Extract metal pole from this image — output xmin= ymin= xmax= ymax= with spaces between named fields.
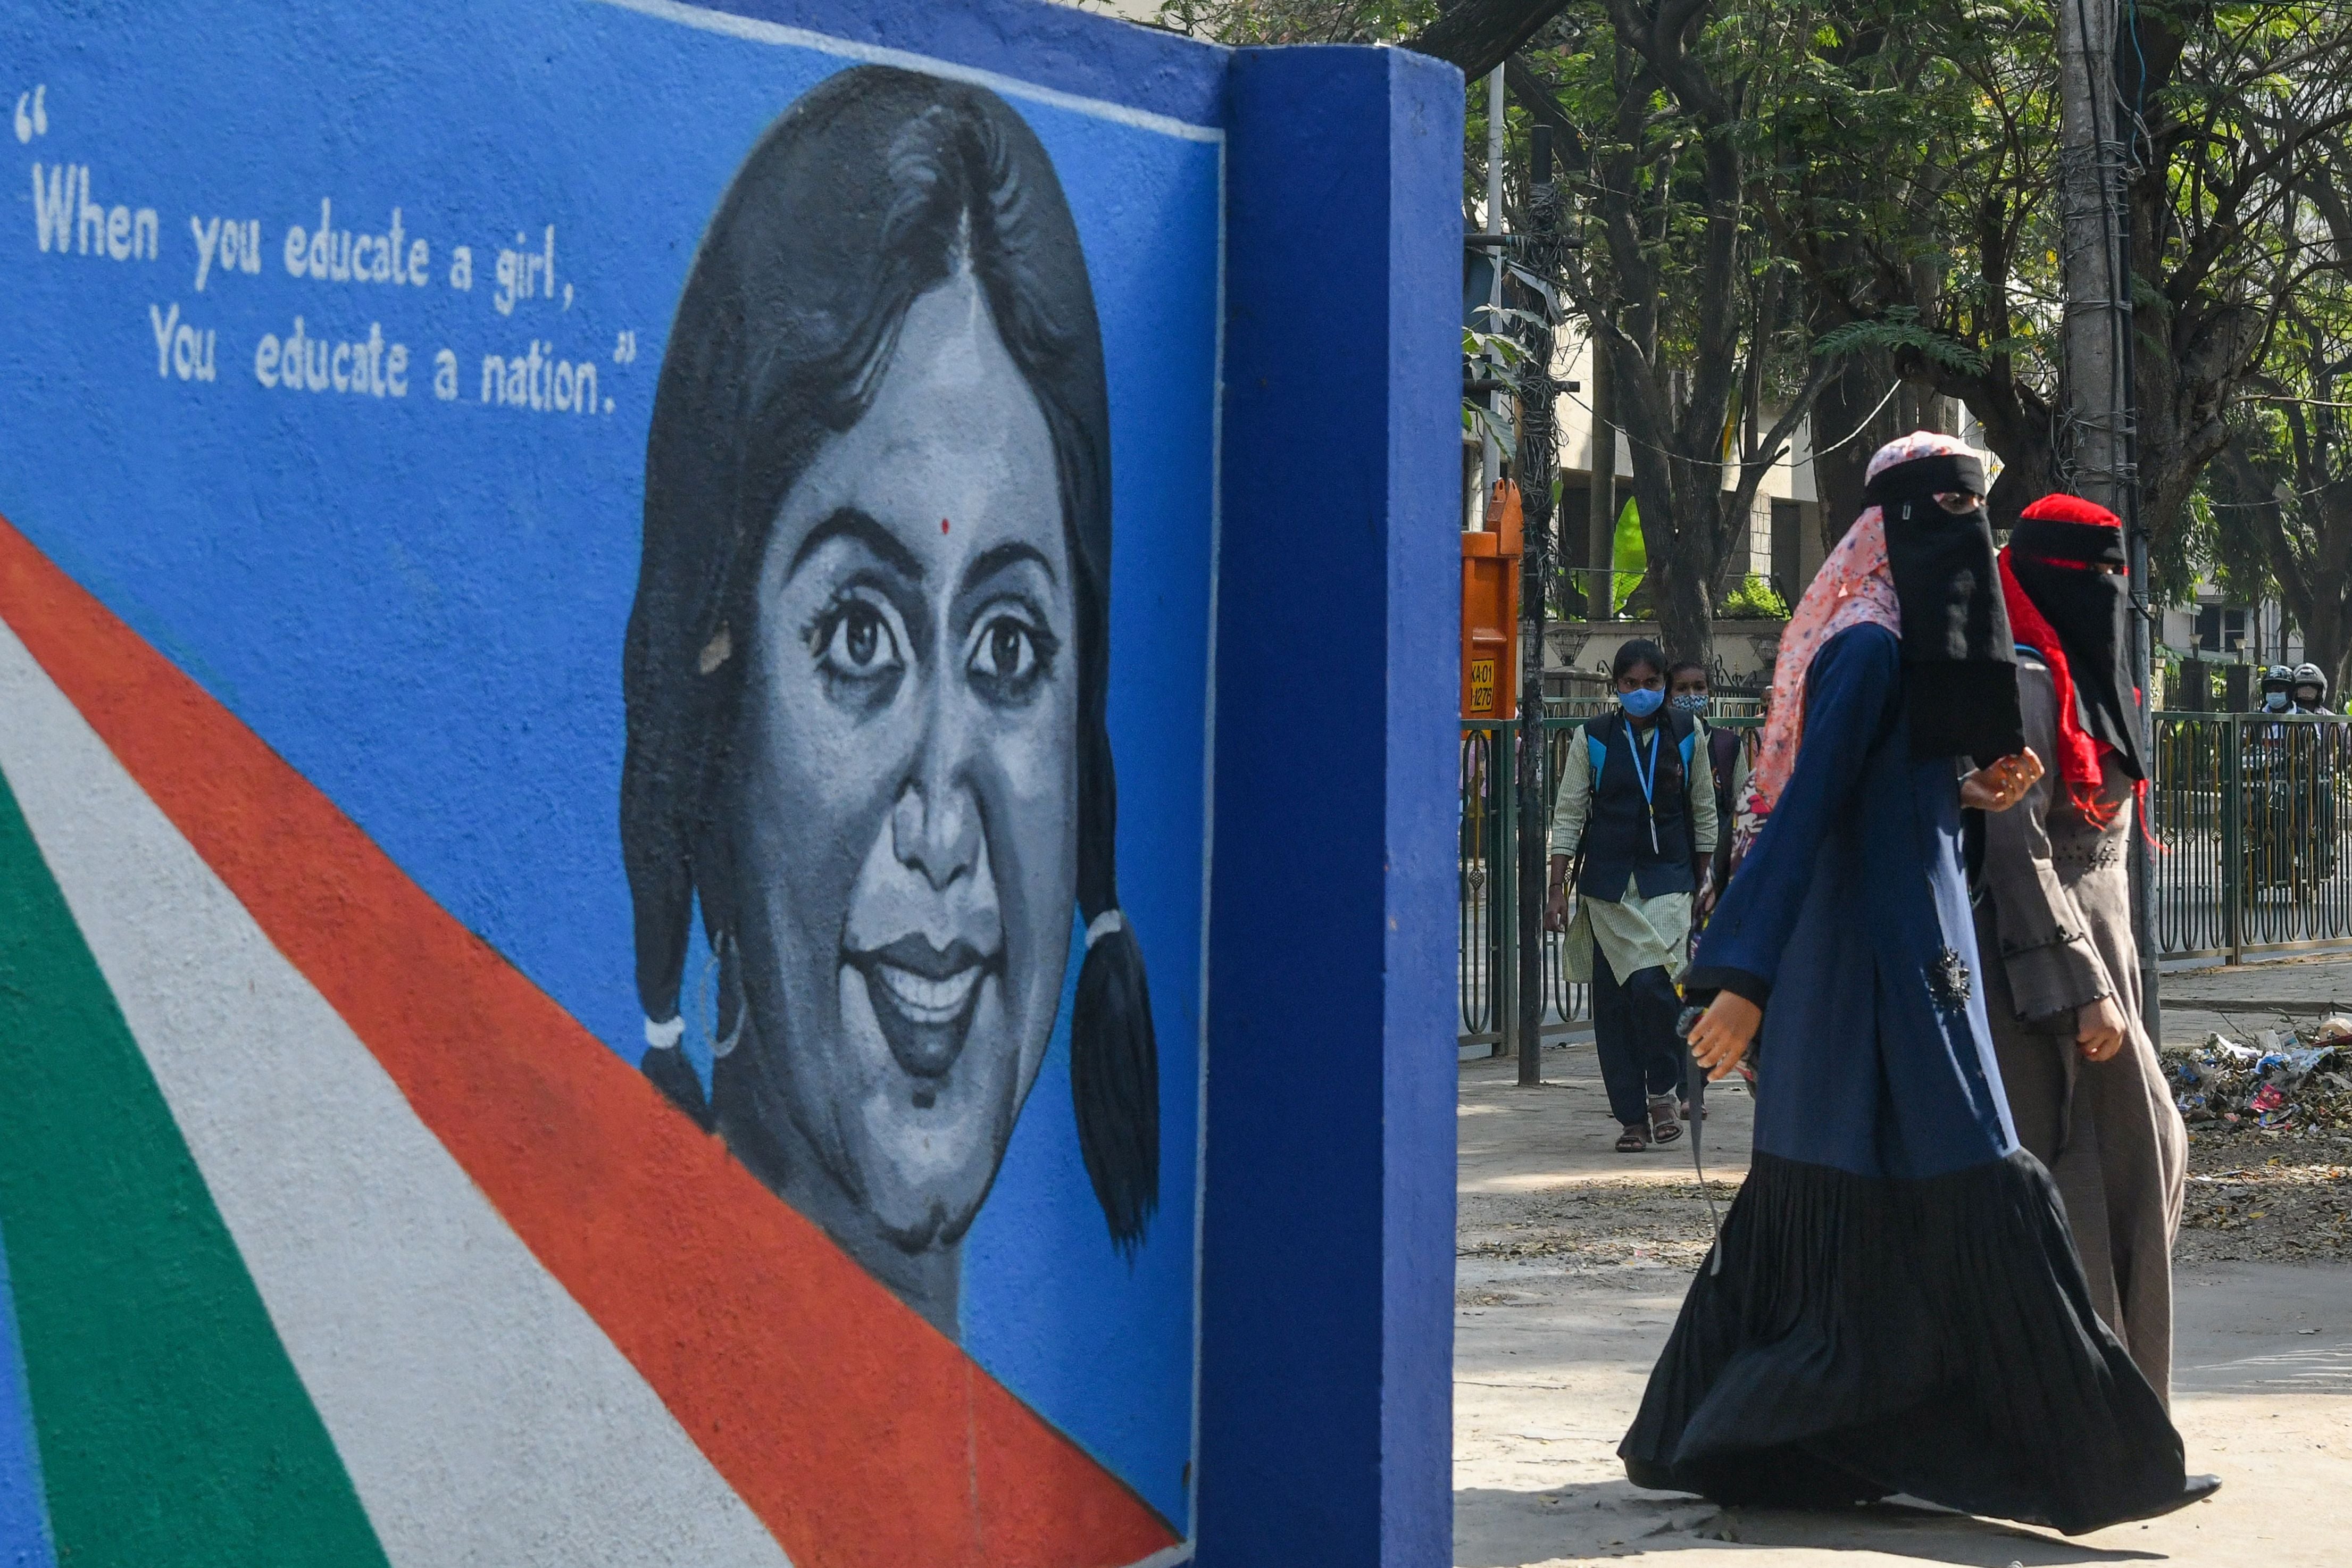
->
xmin=1587 ymin=320 xmax=1614 ymax=622
xmin=1515 ymin=124 xmax=1559 ymax=1088
xmin=2055 ymin=0 xmax=2125 ymax=505
xmin=2113 ymin=12 xmax=2162 ymax=1040
xmin=1481 ymin=67 xmax=1505 ymax=514
xmin=1494 ymin=729 xmax=1518 ymax=1054
xmin=2225 ymin=714 xmax=2243 ymax=965
xmin=2059 ymin=0 xmax=2162 ymax=1035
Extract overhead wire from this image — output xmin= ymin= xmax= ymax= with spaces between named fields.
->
xmin=1553 ymin=369 xmax=1907 ymax=469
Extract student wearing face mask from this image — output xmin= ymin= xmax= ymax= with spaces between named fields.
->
xmin=1669 ymin=661 xmax=1747 ymax=924
xmin=1544 ymin=640 xmax=1718 ymax=1152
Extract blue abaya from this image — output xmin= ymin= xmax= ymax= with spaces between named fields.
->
xmin=1619 ymin=624 xmax=2189 ymax=1534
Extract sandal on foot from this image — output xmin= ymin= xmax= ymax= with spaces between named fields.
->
xmin=1647 ymin=1096 xmax=1683 ymax=1145
xmin=1614 ymin=1124 xmax=1648 ymax=1153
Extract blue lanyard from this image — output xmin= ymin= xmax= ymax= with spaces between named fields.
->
xmin=1624 ymin=721 xmax=1663 ymax=854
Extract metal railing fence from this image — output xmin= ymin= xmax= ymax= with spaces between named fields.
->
xmin=2150 ymin=713 xmax=2352 ymax=964
xmin=1462 ymin=709 xmax=2352 ymax=1052
xmin=1458 ymin=708 xmax=1763 ymax=1053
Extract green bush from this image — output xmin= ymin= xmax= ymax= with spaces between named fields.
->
xmin=1719 ymin=574 xmax=1789 ymax=620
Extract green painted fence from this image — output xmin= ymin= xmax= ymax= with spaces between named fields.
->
xmin=1459 ymin=708 xmax=2352 ymax=1052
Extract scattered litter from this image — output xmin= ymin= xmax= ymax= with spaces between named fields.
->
xmin=2165 ymin=1027 xmax=2352 ymax=1131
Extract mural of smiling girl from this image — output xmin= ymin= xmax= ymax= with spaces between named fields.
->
xmin=0 ymin=0 xmax=1462 ymax=1555
xmin=621 ymin=68 xmax=1157 ymax=1335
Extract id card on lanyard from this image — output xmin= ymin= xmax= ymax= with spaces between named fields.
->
xmin=1626 ymin=721 xmax=1663 ymax=855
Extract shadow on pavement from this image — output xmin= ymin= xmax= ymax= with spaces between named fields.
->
xmin=1454 ymin=1482 xmax=2163 ymax=1566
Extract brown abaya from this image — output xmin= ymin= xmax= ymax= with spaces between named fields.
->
xmin=1974 ymin=652 xmax=2186 ymax=1402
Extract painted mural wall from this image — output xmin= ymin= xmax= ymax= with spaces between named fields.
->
xmin=0 ymin=2 xmax=1224 ymax=1563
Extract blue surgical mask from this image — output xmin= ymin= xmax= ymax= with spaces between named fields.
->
xmin=2263 ymin=691 xmax=2290 ymax=713
xmin=1672 ymin=693 xmax=1711 ymax=714
xmin=1619 ymin=686 xmax=1665 ymax=719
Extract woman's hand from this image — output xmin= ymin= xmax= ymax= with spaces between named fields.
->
xmin=1686 ymin=991 xmax=1763 ymax=1081
xmin=1544 ymin=881 xmax=1571 ymax=933
xmin=1959 ymin=748 xmax=2046 ymax=813
xmin=2076 ymin=993 xmax=2128 ymax=1063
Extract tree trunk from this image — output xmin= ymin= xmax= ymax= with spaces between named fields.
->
xmin=1585 ymin=333 xmax=1614 ymax=620
xmin=2056 ymin=0 xmax=2129 ymax=514
xmin=2305 ymin=591 xmax=2352 ymax=705
xmin=1809 ymin=343 xmax=1898 ymax=549
xmin=1406 ymin=0 xmax=1573 ymax=82
xmin=2214 ymin=440 xmax=2352 ymax=704
xmin=1549 ymin=10 xmax=1829 ymax=672
xmin=2313 ymin=486 xmax=2352 ymax=698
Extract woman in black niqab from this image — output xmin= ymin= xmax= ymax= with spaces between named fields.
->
xmin=1621 ymin=435 xmax=2215 ymax=1534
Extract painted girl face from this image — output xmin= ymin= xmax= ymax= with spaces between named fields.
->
xmin=732 ymin=273 xmax=1078 ymax=1252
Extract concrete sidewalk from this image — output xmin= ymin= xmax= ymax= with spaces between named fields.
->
xmin=1453 ymin=1041 xmax=2352 ymax=1567
xmin=2159 ymin=950 xmax=2352 ymax=1050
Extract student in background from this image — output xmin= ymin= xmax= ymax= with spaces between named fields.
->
xmin=1669 ymin=660 xmax=1746 ymax=922
xmin=1544 ymin=639 xmax=1717 ymax=1152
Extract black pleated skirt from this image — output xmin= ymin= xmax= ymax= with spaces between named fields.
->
xmin=1621 ymin=1147 xmax=2187 ymax=1534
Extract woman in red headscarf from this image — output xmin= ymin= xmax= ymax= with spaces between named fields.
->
xmin=1974 ymin=491 xmax=2183 ymax=1403
xmin=1628 ymin=438 xmax=2211 ymax=1534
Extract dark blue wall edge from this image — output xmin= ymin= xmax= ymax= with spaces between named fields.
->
xmin=1203 ymin=42 xmax=1463 ymax=1568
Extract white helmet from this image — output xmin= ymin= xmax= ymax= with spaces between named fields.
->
xmin=2292 ymin=662 xmax=2329 ymax=707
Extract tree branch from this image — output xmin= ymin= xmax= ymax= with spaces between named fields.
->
xmin=1403 ymin=0 xmax=1570 ymax=81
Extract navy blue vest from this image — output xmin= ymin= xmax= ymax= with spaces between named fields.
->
xmin=1577 ymin=709 xmax=1697 ymax=902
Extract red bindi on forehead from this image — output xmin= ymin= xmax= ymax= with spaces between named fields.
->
xmin=941 ymin=518 xmax=950 ymax=535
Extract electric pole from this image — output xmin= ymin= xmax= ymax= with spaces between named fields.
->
xmin=1587 ymin=326 xmax=1613 ymax=623
xmin=2057 ymin=0 xmax=2161 ymax=1038
xmin=1481 ymin=67 xmax=1506 ymax=510
xmin=1515 ymin=127 xmax=1564 ymax=1087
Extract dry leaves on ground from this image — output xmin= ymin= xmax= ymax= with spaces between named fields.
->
xmin=1456 ymin=1178 xmax=1732 ymax=1282
xmin=2177 ymin=1125 xmax=2352 ymax=1263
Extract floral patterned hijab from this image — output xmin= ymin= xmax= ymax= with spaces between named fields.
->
xmin=1745 ymin=431 xmax=1979 ymax=821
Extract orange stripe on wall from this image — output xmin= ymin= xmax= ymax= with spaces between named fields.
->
xmin=0 ymin=513 xmax=1180 ymax=1568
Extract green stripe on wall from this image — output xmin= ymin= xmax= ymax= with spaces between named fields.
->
xmin=0 ymin=768 xmax=390 ymax=1567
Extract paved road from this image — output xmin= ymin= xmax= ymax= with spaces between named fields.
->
xmin=2158 ymin=950 xmax=2352 ymax=1050
xmin=1453 ymin=1040 xmax=2352 ymax=1567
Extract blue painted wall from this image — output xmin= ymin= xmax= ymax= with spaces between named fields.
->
xmin=1204 ymin=43 xmax=1463 ymax=1568
xmin=0 ymin=0 xmax=1217 ymax=1534
xmin=0 ymin=1228 xmax=59 ymax=1568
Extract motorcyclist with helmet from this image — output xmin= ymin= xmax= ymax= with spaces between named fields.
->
xmin=2291 ymin=662 xmax=2333 ymax=714
xmin=2259 ymin=664 xmax=2296 ymax=715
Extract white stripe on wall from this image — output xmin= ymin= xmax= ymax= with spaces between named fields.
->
xmin=0 ymin=620 xmax=793 ymax=1568
xmin=587 ymin=0 xmax=1226 ymax=143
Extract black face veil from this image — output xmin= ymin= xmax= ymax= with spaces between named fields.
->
xmin=1865 ymin=453 xmax=2024 ymax=764
xmin=2008 ymin=504 xmax=2147 ymax=781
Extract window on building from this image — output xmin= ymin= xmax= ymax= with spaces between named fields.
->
xmin=1770 ymin=498 xmax=1802 ymax=607
xmin=2194 ymin=605 xmax=2247 ymax=656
